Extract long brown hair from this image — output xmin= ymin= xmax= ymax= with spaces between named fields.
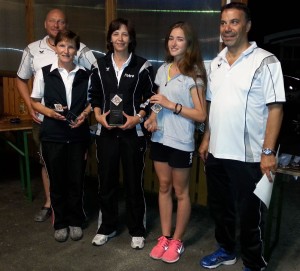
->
xmin=164 ymin=21 xmax=207 ymax=89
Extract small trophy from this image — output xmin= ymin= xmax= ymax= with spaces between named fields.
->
xmin=109 ymin=93 xmax=123 ymax=126
xmin=65 ymin=111 xmax=78 ymax=124
xmin=54 ymin=103 xmax=64 ymax=112
xmin=151 ymin=103 xmax=162 ymax=114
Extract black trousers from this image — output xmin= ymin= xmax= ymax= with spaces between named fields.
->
xmin=95 ymin=135 xmax=147 ymax=237
xmin=41 ymin=141 xmax=88 ymax=230
xmin=205 ymin=153 xmax=267 ymax=270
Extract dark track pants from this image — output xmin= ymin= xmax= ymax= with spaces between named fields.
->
xmin=95 ymin=135 xmax=147 ymax=237
xmin=41 ymin=141 xmax=88 ymax=230
xmin=205 ymin=153 xmax=267 ymax=270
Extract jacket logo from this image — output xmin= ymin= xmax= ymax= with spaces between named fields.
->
xmin=39 ymin=50 xmax=44 ymax=54
xmin=124 ymin=73 xmax=134 ymax=78
xmin=106 ymin=67 xmax=110 ymax=71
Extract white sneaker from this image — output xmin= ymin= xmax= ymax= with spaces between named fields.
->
xmin=131 ymin=236 xmax=145 ymax=249
xmin=92 ymin=231 xmax=116 ymax=246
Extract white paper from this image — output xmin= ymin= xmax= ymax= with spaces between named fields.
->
xmin=254 ymin=172 xmax=275 ymax=208
xmin=254 ymin=146 xmax=280 ymax=208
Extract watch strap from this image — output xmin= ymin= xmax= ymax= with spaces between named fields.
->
xmin=136 ymin=113 xmax=144 ymax=123
xmin=262 ymin=148 xmax=276 ymax=156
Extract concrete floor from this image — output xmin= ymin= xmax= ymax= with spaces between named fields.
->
xmin=1 ymin=154 xmax=300 ymax=271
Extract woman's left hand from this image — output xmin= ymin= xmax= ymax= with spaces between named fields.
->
xmin=69 ymin=112 xmax=87 ymax=129
xmin=144 ymin=117 xmax=158 ymax=132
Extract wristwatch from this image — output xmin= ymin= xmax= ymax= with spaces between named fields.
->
xmin=136 ymin=113 xmax=144 ymax=123
xmin=262 ymin=148 xmax=276 ymax=156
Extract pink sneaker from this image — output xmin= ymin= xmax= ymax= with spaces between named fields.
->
xmin=149 ymin=236 xmax=170 ymax=260
xmin=161 ymin=239 xmax=184 ymax=263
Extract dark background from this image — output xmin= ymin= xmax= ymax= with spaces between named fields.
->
xmin=248 ymin=0 xmax=300 ymax=46
xmin=247 ymin=0 xmax=300 ymax=77
xmin=247 ymin=0 xmax=300 ymax=154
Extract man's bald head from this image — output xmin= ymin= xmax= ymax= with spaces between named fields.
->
xmin=44 ymin=9 xmax=68 ymax=39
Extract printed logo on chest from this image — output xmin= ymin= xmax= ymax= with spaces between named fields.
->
xmin=124 ymin=73 xmax=134 ymax=78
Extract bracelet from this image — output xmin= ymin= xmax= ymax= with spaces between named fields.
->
xmin=173 ymin=103 xmax=179 ymax=114
xmin=177 ymin=104 xmax=183 ymax=114
xmin=173 ymin=103 xmax=182 ymax=115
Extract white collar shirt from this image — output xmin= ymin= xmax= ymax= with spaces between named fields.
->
xmin=50 ymin=61 xmax=80 ymax=109
xmin=207 ymin=42 xmax=285 ymax=162
xmin=111 ymin=53 xmax=132 ymax=85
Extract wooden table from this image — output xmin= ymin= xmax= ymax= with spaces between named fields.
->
xmin=264 ymin=167 xmax=300 ymax=260
xmin=0 ymin=118 xmax=33 ymax=201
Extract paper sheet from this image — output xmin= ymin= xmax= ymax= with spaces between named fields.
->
xmin=253 ymin=172 xmax=275 ymax=208
xmin=254 ymin=146 xmax=280 ymax=208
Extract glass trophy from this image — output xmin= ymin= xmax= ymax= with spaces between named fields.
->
xmin=109 ymin=93 xmax=123 ymax=126
xmin=65 ymin=111 xmax=78 ymax=124
xmin=54 ymin=103 xmax=64 ymax=112
xmin=151 ymin=103 xmax=162 ymax=114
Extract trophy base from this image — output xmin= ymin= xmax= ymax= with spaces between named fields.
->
xmin=108 ymin=110 xmax=123 ymax=126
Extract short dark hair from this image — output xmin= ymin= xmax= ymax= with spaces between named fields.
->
xmin=221 ymin=2 xmax=251 ymax=22
xmin=106 ymin=18 xmax=136 ymax=53
xmin=54 ymin=30 xmax=80 ymax=51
